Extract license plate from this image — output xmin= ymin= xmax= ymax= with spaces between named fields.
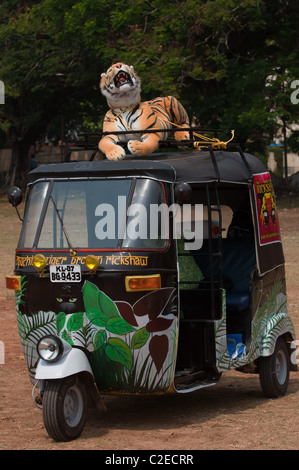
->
xmin=50 ymin=264 xmax=81 ymax=283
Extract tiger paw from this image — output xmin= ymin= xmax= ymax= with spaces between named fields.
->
xmin=128 ymin=139 xmax=158 ymax=155
xmin=174 ymin=130 xmax=190 ymax=141
xmin=127 ymin=140 xmax=147 ymax=155
xmin=106 ymin=147 xmax=126 ymax=161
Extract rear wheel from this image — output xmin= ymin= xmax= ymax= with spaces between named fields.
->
xmin=259 ymin=337 xmax=290 ymax=398
xmin=42 ymin=375 xmax=87 ymax=441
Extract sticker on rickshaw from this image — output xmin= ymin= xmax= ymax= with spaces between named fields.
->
xmin=50 ymin=264 xmax=81 ymax=283
xmin=253 ymin=172 xmax=281 ymax=245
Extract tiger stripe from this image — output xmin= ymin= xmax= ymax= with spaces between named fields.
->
xmin=99 ymin=63 xmax=190 ymax=160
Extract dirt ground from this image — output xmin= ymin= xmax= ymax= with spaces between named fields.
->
xmin=0 ymin=196 xmax=298 ymax=451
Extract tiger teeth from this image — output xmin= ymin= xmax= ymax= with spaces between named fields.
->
xmin=114 ymin=71 xmax=131 ymax=87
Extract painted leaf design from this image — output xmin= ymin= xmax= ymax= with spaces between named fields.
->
xmin=67 ymin=312 xmax=84 ymax=331
xmin=146 ymin=317 xmax=173 ymax=333
xmin=115 ymin=301 xmax=138 ymax=326
xmin=61 ymin=329 xmax=74 ymax=345
xmin=94 ymin=329 xmax=106 ymax=350
xmin=85 ymin=309 xmax=106 ymax=327
xmin=133 ymin=288 xmax=175 ymax=319
xmin=83 ymin=281 xmax=106 ymax=327
xmin=131 ymin=327 xmax=150 ymax=349
xmin=106 ymin=317 xmax=136 ymax=335
xmin=105 ymin=337 xmax=133 ymax=371
xmin=82 ymin=281 xmax=100 ymax=312
xmin=56 ymin=311 xmax=66 ymax=333
xmin=98 ymin=289 xmax=119 ymax=318
xmin=149 ymin=335 xmax=168 ymax=373
xmin=83 ymin=281 xmax=119 ymax=326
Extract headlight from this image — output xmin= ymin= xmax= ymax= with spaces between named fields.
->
xmin=37 ymin=335 xmax=64 ymax=363
xmin=84 ymin=255 xmax=99 ymax=272
xmin=32 ymin=254 xmax=47 ymax=271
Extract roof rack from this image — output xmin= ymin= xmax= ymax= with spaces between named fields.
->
xmin=74 ymin=127 xmax=227 ymax=149
xmin=66 ymin=127 xmax=214 ymax=158
xmin=65 ymin=127 xmax=253 ymax=181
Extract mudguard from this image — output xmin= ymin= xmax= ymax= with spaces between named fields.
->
xmin=35 ymin=347 xmax=94 ymax=380
xmin=259 ymin=312 xmax=296 ymax=358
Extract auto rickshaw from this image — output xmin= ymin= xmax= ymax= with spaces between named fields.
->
xmin=6 ymin=130 xmax=297 ymax=441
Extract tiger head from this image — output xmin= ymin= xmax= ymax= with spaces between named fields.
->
xmin=100 ymin=62 xmax=141 ymax=109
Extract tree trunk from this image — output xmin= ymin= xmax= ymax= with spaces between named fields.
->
xmin=5 ymin=128 xmax=31 ymax=191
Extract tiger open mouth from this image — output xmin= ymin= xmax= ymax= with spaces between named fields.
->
xmin=114 ymin=71 xmax=133 ymax=88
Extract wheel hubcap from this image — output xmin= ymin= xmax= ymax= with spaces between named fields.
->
xmin=276 ymin=349 xmax=287 ymax=385
xmin=63 ymin=385 xmax=84 ymax=427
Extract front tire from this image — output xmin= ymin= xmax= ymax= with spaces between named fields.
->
xmin=42 ymin=375 xmax=87 ymax=441
xmin=259 ymin=337 xmax=290 ymax=398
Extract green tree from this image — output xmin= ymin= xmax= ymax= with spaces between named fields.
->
xmin=1 ymin=0 xmax=299 ymax=190
xmin=0 ymin=0 xmax=108 ymax=188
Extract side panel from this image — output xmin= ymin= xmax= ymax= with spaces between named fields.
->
xmin=215 ymin=279 xmax=295 ymax=372
xmin=14 ymin=270 xmax=178 ymax=394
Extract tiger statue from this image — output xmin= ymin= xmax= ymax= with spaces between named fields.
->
xmin=98 ymin=62 xmax=190 ymax=161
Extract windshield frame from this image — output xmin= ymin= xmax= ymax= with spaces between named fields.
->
xmin=18 ymin=176 xmax=170 ymax=252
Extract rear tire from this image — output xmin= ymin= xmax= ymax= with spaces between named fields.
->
xmin=42 ymin=375 xmax=87 ymax=441
xmin=259 ymin=337 xmax=290 ymax=398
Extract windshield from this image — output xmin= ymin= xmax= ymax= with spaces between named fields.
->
xmin=18 ymin=178 xmax=167 ymax=250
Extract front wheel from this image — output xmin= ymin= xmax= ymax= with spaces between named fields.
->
xmin=259 ymin=337 xmax=290 ymax=398
xmin=42 ymin=375 xmax=87 ymax=441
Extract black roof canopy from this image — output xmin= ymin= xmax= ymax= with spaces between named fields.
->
xmin=29 ymin=150 xmax=266 ymax=185
xmin=160 ymin=150 xmax=266 ymax=184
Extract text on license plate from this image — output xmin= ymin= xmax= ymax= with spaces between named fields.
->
xmin=50 ymin=265 xmax=81 ymax=283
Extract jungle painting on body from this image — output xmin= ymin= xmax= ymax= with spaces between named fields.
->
xmin=16 ymin=278 xmax=178 ymax=394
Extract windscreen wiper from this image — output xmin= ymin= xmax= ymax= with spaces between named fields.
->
xmin=50 ymin=195 xmax=77 ymax=257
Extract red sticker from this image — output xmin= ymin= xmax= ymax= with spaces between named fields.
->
xmin=253 ymin=172 xmax=281 ymax=245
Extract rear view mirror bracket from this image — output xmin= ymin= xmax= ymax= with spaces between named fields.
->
xmin=174 ymin=181 xmax=192 ymax=205
xmin=7 ymin=186 xmax=24 ymax=221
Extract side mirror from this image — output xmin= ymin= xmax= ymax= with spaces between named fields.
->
xmin=7 ymin=186 xmax=22 ymax=207
xmin=7 ymin=186 xmax=23 ymax=221
xmin=174 ymin=182 xmax=192 ymax=205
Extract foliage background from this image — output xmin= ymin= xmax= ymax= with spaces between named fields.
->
xmin=1 ymin=0 xmax=299 ymax=187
